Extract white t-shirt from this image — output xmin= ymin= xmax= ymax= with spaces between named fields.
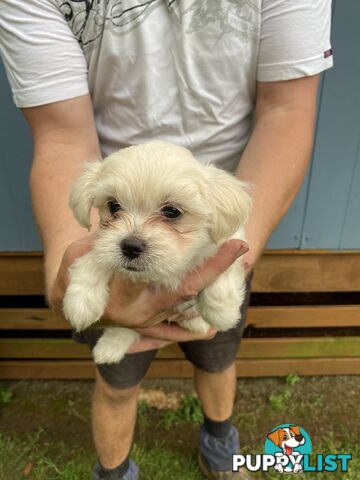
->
xmin=0 ymin=0 xmax=333 ymax=171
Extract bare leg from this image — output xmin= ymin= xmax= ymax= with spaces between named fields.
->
xmin=194 ymin=362 xmax=237 ymax=421
xmin=92 ymin=370 xmax=139 ymax=468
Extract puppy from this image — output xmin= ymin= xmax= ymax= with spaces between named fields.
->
xmin=63 ymin=140 xmax=251 ymax=364
xmin=267 ymin=426 xmax=306 ymax=473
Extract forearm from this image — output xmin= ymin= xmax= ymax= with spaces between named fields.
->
xmin=30 ymin=134 xmax=100 ymax=294
xmin=236 ymin=78 xmax=319 ymax=268
xmin=22 ymin=96 xmax=101 ymax=296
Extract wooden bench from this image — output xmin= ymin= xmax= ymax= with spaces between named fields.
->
xmin=0 ymin=251 xmax=359 ymax=379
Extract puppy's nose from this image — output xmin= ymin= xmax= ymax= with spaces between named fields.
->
xmin=121 ymin=237 xmax=145 ymax=259
xmin=295 ymin=435 xmax=304 ymax=442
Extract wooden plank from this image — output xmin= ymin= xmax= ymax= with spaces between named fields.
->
xmin=252 ymin=250 xmax=360 ymax=292
xmin=1 ymin=337 xmax=359 ymax=359
xmin=0 ymin=357 xmax=359 ymax=379
xmin=148 ymin=358 xmax=360 ymax=378
xmin=247 ymin=305 xmax=360 ymax=328
xmin=0 ymin=338 xmax=90 ymax=359
xmin=2 ymin=305 xmax=360 ymax=330
xmin=1 ymin=250 xmax=360 ymax=295
xmin=156 ymin=337 xmax=360 ymax=359
xmin=0 ymin=309 xmax=69 ymax=330
xmin=0 ymin=360 xmax=95 ymax=380
xmin=0 ymin=253 xmax=43 ymax=295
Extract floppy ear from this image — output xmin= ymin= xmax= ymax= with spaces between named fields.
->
xmin=205 ymin=165 xmax=252 ymax=244
xmin=69 ymin=160 xmax=103 ymax=229
xmin=267 ymin=428 xmax=282 ymax=446
xmin=290 ymin=426 xmax=301 ymax=436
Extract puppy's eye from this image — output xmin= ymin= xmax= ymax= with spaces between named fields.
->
xmin=107 ymin=200 xmax=122 ymax=215
xmin=283 ymin=435 xmax=288 ymax=440
xmin=161 ymin=205 xmax=182 ymax=219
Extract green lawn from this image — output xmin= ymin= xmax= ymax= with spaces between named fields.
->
xmin=0 ymin=376 xmax=358 ymax=479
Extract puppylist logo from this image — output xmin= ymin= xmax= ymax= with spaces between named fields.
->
xmin=232 ymin=424 xmax=352 ymax=474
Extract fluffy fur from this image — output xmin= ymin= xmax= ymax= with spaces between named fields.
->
xmin=63 ymin=140 xmax=251 ymax=364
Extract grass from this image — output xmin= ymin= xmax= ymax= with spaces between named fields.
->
xmin=0 ymin=432 xmax=94 ymax=480
xmin=0 ymin=432 xmax=204 ymax=480
xmin=0 ymin=431 xmax=358 ymax=480
xmin=0 ymin=377 xmax=358 ymax=479
xmin=268 ymin=374 xmax=301 ymax=412
xmin=0 ymin=385 xmax=13 ymax=406
xmin=159 ymin=394 xmax=203 ymax=430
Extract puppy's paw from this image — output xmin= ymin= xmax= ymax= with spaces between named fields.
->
xmin=63 ymin=282 xmax=108 ymax=331
xmin=179 ymin=316 xmax=210 ymax=334
xmin=196 ymin=260 xmax=246 ymax=332
xmin=93 ymin=328 xmax=139 ymax=364
xmin=63 ymin=251 xmax=111 ymax=331
xmin=199 ymin=301 xmax=241 ymax=332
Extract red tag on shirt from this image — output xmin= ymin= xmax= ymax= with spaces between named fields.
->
xmin=324 ymin=49 xmax=333 ymax=58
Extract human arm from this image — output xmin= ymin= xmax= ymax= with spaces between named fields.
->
xmin=238 ymin=0 xmax=333 ymax=271
xmin=236 ymin=74 xmax=321 ymax=272
xmin=24 ymin=95 xmax=102 ymax=297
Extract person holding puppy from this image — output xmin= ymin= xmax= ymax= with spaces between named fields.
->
xmin=0 ymin=1 xmax=332 ymax=479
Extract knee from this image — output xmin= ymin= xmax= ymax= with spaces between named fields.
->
xmin=94 ymin=370 xmax=140 ymax=406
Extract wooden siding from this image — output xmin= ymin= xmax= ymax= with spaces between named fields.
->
xmin=1 ymin=250 xmax=360 ymax=295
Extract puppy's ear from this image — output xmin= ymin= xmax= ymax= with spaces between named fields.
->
xmin=205 ymin=165 xmax=252 ymax=244
xmin=290 ymin=426 xmax=301 ymax=436
xmin=267 ymin=429 xmax=282 ymax=446
xmin=69 ymin=160 xmax=103 ymax=229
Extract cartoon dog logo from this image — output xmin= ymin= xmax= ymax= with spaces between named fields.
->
xmin=267 ymin=425 xmax=306 ymax=473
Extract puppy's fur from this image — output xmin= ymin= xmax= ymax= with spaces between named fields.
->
xmin=63 ymin=141 xmax=251 ymax=364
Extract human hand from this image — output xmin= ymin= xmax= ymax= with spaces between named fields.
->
xmin=49 ymin=234 xmax=249 ymax=353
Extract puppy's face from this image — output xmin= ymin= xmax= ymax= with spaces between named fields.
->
xmin=267 ymin=426 xmax=305 ymax=455
xmin=70 ymin=141 xmax=251 ymax=288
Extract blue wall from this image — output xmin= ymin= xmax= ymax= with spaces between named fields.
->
xmin=0 ymin=64 xmax=40 ymax=250
xmin=0 ymin=0 xmax=359 ymax=251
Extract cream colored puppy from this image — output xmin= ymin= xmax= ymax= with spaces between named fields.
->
xmin=63 ymin=141 xmax=251 ymax=364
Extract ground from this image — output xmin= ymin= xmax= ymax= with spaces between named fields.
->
xmin=0 ymin=376 xmax=358 ymax=480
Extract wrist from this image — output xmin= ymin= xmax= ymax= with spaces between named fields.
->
xmin=242 ymin=232 xmax=265 ymax=274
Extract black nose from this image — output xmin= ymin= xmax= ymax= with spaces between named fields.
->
xmin=120 ymin=237 xmax=145 ymax=259
xmin=295 ymin=435 xmax=304 ymax=442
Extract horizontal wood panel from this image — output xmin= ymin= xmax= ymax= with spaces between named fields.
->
xmin=0 ymin=254 xmax=43 ymax=296
xmin=0 ymin=357 xmax=359 ymax=379
xmin=155 ymin=337 xmax=359 ymax=359
xmin=2 ymin=305 xmax=360 ymax=330
xmin=1 ymin=250 xmax=360 ymax=295
xmin=0 ymin=309 xmax=69 ymax=329
xmin=1 ymin=337 xmax=359 ymax=359
xmin=247 ymin=305 xmax=360 ymax=328
xmin=252 ymin=250 xmax=360 ymax=292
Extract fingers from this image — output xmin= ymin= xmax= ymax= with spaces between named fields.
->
xmin=185 ymin=239 xmax=248 ymax=293
xmin=127 ymin=335 xmax=172 ymax=353
xmin=135 ymin=322 xmax=217 ymax=342
xmin=152 ymin=239 xmax=248 ymax=310
xmin=138 ymin=311 xmax=183 ymax=328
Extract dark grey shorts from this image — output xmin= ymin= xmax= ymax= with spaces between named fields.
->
xmin=73 ymin=277 xmax=252 ymax=389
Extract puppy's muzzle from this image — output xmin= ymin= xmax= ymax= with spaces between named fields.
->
xmin=295 ymin=435 xmax=304 ymax=443
xmin=120 ymin=237 xmax=146 ymax=259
